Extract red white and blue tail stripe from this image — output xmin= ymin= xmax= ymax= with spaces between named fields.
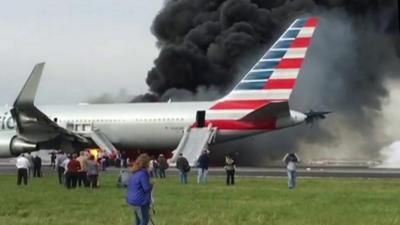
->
xmin=211 ymin=17 xmax=319 ymax=111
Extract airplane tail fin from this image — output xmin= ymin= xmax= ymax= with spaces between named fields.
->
xmin=210 ymin=17 xmax=319 ymax=113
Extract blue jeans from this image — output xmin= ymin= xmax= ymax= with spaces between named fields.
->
xmin=197 ymin=168 xmax=208 ymax=183
xmin=134 ymin=205 xmax=150 ymax=225
xmin=179 ymin=171 xmax=188 ymax=184
xmin=287 ymin=170 xmax=297 ymax=188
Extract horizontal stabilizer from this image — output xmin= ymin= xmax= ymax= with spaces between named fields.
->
xmin=240 ymin=101 xmax=289 ymax=121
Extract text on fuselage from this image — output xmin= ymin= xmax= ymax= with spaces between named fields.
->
xmin=0 ymin=112 xmax=15 ymax=130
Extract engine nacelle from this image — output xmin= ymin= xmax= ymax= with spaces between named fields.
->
xmin=0 ymin=132 xmax=37 ymax=157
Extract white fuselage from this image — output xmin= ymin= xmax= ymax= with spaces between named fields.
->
xmin=0 ymin=101 xmax=305 ymax=151
xmin=0 ymin=102 xmax=304 ymax=150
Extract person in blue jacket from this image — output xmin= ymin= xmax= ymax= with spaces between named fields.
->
xmin=126 ymin=154 xmax=153 ymax=225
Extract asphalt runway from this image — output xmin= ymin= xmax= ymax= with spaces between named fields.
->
xmin=1 ymin=164 xmax=400 ymax=178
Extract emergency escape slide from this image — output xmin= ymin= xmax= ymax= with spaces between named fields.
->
xmin=169 ymin=124 xmax=217 ymax=166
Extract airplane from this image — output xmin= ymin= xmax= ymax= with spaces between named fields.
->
xmin=0 ymin=16 xmax=328 ymax=165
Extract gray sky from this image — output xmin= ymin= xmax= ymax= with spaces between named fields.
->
xmin=0 ymin=0 xmax=164 ymax=105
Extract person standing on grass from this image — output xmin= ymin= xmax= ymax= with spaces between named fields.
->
xmin=63 ymin=154 xmax=72 ymax=188
xmin=66 ymin=153 xmax=81 ymax=189
xmin=148 ymin=156 xmax=155 ymax=178
xmin=117 ymin=169 xmax=131 ymax=188
xmin=176 ymin=153 xmax=190 ymax=184
xmin=26 ymin=152 xmax=34 ymax=177
xmin=224 ymin=154 xmax=236 ymax=185
xmin=16 ymin=154 xmax=30 ymax=186
xmin=101 ymin=154 xmax=108 ymax=171
xmin=157 ymin=154 xmax=168 ymax=178
xmin=33 ymin=155 xmax=42 ymax=178
xmin=150 ymin=156 xmax=159 ymax=178
xmin=77 ymin=151 xmax=89 ymax=187
xmin=56 ymin=153 xmax=67 ymax=185
xmin=87 ymin=155 xmax=99 ymax=188
xmin=50 ymin=151 xmax=56 ymax=170
xmin=197 ymin=150 xmax=210 ymax=184
xmin=127 ymin=154 xmax=153 ymax=225
xmin=283 ymin=153 xmax=300 ymax=189
xmin=121 ymin=150 xmax=128 ymax=168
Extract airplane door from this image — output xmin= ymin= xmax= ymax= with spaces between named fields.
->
xmin=196 ymin=110 xmax=206 ymax=128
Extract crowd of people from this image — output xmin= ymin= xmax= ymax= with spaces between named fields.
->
xmin=15 ymin=149 xmax=300 ymax=225
xmin=55 ymin=151 xmax=100 ymax=189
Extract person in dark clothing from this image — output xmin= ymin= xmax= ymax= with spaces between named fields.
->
xmin=33 ymin=155 xmax=42 ymax=178
xmin=66 ymin=153 xmax=81 ymax=189
xmin=121 ymin=151 xmax=128 ymax=168
xmin=157 ymin=154 xmax=168 ymax=178
xmin=197 ymin=150 xmax=210 ymax=184
xmin=101 ymin=155 xmax=108 ymax=171
xmin=224 ymin=154 xmax=236 ymax=185
xmin=115 ymin=157 xmax=121 ymax=168
xmin=176 ymin=153 xmax=190 ymax=184
xmin=50 ymin=151 xmax=56 ymax=169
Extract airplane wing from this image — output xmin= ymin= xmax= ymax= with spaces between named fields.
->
xmin=11 ymin=63 xmax=89 ymax=146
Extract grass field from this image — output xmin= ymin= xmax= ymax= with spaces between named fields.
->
xmin=0 ymin=173 xmax=400 ymax=225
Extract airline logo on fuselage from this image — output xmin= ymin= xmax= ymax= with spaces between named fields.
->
xmin=0 ymin=111 xmax=15 ymax=130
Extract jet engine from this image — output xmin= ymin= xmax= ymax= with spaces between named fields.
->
xmin=0 ymin=132 xmax=37 ymax=157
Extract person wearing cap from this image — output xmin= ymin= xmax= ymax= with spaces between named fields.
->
xmin=16 ymin=154 xmax=30 ymax=185
xmin=176 ymin=153 xmax=190 ymax=184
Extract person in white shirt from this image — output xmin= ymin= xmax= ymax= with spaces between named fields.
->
xmin=61 ymin=155 xmax=70 ymax=171
xmin=56 ymin=153 xmax=67 ymax=185
xmin=282 ymin=153 xmax=300 ymax=189
xmin=26 ymin=153 xmax=34 ymax=177
xmin=16 ymin=154 xmax=30 ymax=185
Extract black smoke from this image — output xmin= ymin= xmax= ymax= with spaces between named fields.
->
xmin=140 ymin=0 xmax=400 ymax=165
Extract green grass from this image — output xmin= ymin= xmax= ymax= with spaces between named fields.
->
xmin=0 ymin=173 xmax=400 ymax=225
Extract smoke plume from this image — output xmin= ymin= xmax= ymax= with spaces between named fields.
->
xmin=141 ymin=0 xmax=400 ymax=165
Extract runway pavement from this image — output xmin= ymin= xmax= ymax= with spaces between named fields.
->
xmin=1 ymin=164 xmax=400 ymax=178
